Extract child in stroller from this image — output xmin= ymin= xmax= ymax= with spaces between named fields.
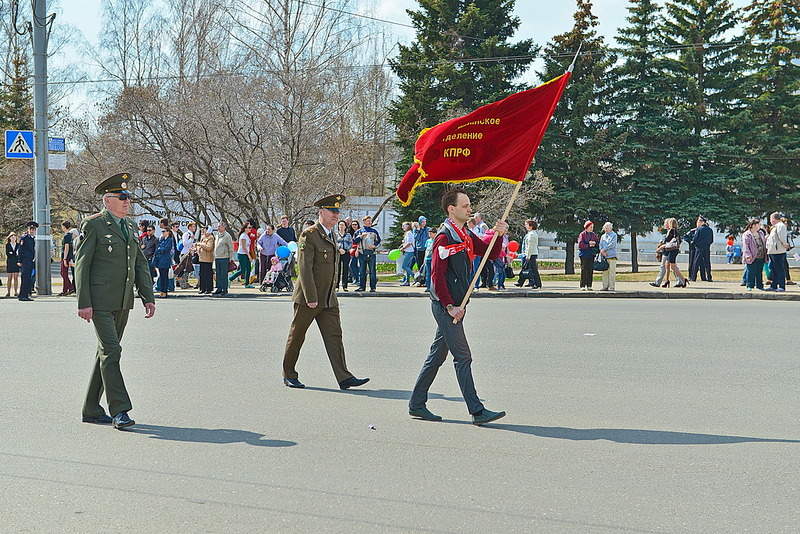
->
xmin=259 ymin=255 xmax=294 ymax=293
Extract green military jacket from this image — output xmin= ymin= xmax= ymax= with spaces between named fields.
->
xmin=75 ymin=209 xmax=155 ymax=311
xmin=293 ymin=223 xmax=339 ymax=308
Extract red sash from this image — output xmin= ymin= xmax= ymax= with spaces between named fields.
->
xmin=438 ymin=219 xmax=474 ymax=261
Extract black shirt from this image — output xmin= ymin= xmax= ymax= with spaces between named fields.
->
xmin=62 ymin=232 xmax=74 ymax=261
xmin=5 ymin=242 xmax=19 ymax=263
xmin=276 ymin=226 xmax=297 ymax=243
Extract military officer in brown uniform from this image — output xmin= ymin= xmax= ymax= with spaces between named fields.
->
xmin=75 ymin=173 xmax=156 ymax=430
xmin=282 ymin=194 xmax=369 ymax=390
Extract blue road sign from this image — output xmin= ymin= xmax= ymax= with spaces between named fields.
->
xmin=5 ymin=130 xmax=35 ymax=159
xmin=48 ymin=137 xmax=65 ymax=152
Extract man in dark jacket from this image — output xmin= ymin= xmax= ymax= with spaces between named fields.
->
xmin=17 ymin=221 xmax=38 ymax=301
xmin=692 ymin=216 xmax=714 ymax=282
xmin=139 ymin=225 xmax=158 ymax=277
xmin=684 ymin=227 xmax=697 ymax=281
xmin=408 ymin=189 xmax=508 ymax=425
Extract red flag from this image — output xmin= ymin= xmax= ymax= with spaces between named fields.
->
xmin=396 ymin=72 xmax=571 ymax=206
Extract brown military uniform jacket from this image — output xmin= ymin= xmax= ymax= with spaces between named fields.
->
xmin=292 ymin=223 xmax=339 ymax=308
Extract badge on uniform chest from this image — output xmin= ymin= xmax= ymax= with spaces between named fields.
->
xmin=105 ymin=234 xmax=114 ymax=253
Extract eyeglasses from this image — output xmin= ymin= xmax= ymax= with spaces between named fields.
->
xmin=109 ymin=193 xmax=131 ymax=201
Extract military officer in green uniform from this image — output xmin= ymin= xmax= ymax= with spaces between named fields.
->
xmin=282 ymin=194 xmax=370 ymax=390
xmin=75 ymin=173 xmax=156 ymax=430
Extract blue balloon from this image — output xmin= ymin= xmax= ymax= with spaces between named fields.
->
xmin=276 ymin=246 xmax=291 ymax=259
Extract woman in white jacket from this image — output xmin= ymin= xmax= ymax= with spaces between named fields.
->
xmin=515 ymin=219 xmax=542 ymax=289
xmin=765 ymin=212 xmax=790 ymax=292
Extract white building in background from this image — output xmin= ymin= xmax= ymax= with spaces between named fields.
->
xmin=130 ymin=195 xmax=398 ymax=238
xmin=535 ymin=224 xmax=740 ymax=264
xmin=339 ymin=196 xmax=397 ymax=238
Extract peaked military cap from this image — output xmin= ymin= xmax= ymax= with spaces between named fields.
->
xmin=314 ymin=194 xmax=346 ymax=213
xmin=26 ymin=221 xmax=39 ymax=229
xmin=94 ymin=172 xmax=132 ymax=196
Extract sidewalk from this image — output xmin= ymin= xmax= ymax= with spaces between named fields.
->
xmin=4 ymin=275 xmax=798 ymax=302
xmin=141 ymin=279 xmax=800 ymax=301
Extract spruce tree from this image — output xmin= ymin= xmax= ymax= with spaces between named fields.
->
xmin=0 ymin=49 xmax=34 ymax=237
xmin=389 ymin=0 xmax=537 ymax=241
xmin=535 ymin=0 xmax=621 ymax=274
xmin=735 ymin=0 xmax=800 ymax=226
xmin=0 ymin=51 xmax=33 ymax=129
xmin=659 ymin=0 xmax=748 ymax=231
xmin=607 ymin=0 xmax=671 ymax=272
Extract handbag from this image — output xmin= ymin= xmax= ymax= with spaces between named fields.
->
xmin=505 ymin=265 xmax=515 ymax=279
xmin=228 ymin=259 xmax=237 ymax=272
xmin=593 ymin=253 xmax=609 ymax=271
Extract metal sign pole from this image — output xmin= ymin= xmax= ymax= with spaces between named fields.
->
xmin=32 ymin=0 xmax=52 ymax=295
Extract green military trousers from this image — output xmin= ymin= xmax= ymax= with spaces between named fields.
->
xmin=283 ymin=304 xmax=354 ymax=384
xmin=82 ymin=309 xmax=133 ymax=418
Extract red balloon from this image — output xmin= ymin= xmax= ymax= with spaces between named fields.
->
xmin=508 ymin=240 xmax=520 ymax=252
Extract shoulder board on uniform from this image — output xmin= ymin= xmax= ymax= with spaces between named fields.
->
xmin=80 ymin=213 xmax=103 ymax=228
xmin=301 ymin=226 xmax=317 ymax=237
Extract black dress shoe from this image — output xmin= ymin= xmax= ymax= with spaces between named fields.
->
xmin=339 ymin=376 xmax=370 ymax=390
xmin=472 ymin=408 xmax=506 ymax=425
xmin=18 ymin=297 xmax=33 ymax=301
xmin=212 ymin=289 xmax=222 ymax=295
xmin=82 ymin=414 xmax=113 ymax=424
xmin=283 ymin=377 xmax=306 ymax=388
xmin=112 ymin=411 xmax=135 ymax=430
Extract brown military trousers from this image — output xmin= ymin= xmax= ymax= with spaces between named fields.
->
xmin=283 ymin=303 xmax=354 ymax=384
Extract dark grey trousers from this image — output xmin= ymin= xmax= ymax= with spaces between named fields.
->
xmin=409 ymin=301 xmax=484 ymax=415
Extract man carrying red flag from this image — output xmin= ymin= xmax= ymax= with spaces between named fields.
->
xmin=400 ymin=64 xmax=574 ymax=424
xmin=408 ymin=189 xmax=508 ymax=425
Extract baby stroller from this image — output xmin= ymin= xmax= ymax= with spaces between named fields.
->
xmin=259 ymin=253 xmax=294 ymax=293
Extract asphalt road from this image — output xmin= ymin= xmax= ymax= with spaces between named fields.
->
xmin=1 ymin=296 xmax=798 ymax=533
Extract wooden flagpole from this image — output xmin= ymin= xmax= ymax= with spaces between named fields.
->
xmin=452 ymin=179 xmax=523 ymax=323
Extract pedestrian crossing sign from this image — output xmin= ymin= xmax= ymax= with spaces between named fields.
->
xmin=5 ymin=130 xmax=35 ymax=159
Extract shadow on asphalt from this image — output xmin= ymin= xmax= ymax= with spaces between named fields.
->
xmin=130 ymin=424 xmax=297 ymax=447
xmin=303 ymin=386 xmax=474 ymax=403
xmin=457 ymin=423 xmax=800 ymax=445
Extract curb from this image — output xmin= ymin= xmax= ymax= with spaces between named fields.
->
xmin=216 ymin=289 xmax=800 ymax=302
xmin=13 ymin=289 xmax=799 ymax=303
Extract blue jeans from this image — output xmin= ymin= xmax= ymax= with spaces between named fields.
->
xmin=425 ymin=259 xmax=432 ymax=290
xmin=401 ymin=251 xmax=415 ymax=284
xmin=410 ymin=301 xmax=485 ymax=415
xmin=214 ymin=258 xmax=229 ymax=292
xmin=349 ymin=255 xmax=360 ymax=286
xmin=493 ymin=259 xmax=506 ymax=288
xmin=359 ymin=251 xmax=377 ymax=290
xmin=472 ymin=257 xmax=482 ymax=288
xmin=768 ymin=253 xmax=786 ymax=289
xmin=156 ymin=267 xmax=171 ymax=293
xmin=745 ymin=258 xmax=764 ymax=289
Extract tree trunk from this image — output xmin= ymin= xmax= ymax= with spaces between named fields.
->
xmin=565 ymin=239 xmax=575 ymax=274
xmin=630 ymin=233 xmax=639 ymax=273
